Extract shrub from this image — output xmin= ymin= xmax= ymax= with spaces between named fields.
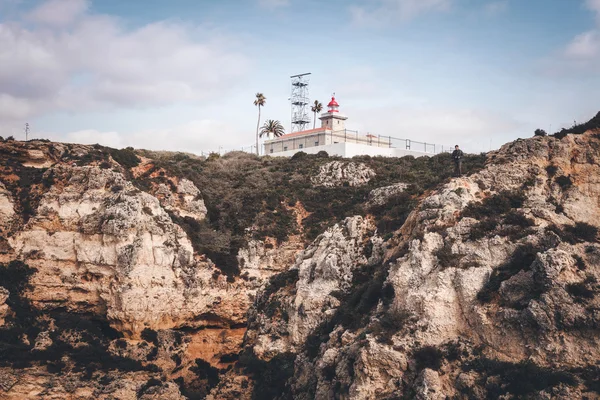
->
xmin=574 ymin=255 xmax=587 ymax=270
xmin=110 ymin=148 xmax=140 ymax=168
xmin=239 ymin=350 xmax=295 ymax=400
xmin=414 ymin=346 xmax=444 ymax=371
xmin=477 ymin=244 xmax=545 ymax=304
xmin=463 ymin=358 xmax=577 ymax=397
xmin=553 ymin=111 xmax=600 ymax=137
xmin=435 ymin=242 xmax=465 ymax=269
xmin=566 ymin=281 xmax=595 ymax=303
xmin=469 ymin=219 xmax=499 ymax=240
xmin=141 ymin=328 xmax=159 ymax=345
xmin=219 ymin=353 xmax=239 ymax=363
xmin=462 ymin=191 xmax=525 ymax=220
xmin=555 ymin=175 xmax=573 ymax=190
xmin=190 ymin=358 xmax=220 ymax=390
xmin=372 ymin=191 xmax=415 ymax=235
xmin=564 ymin=222 xmax=598 ymax=243
xmin=546 ymin=165 xmax=559 ymax=176
xmin=137 ymin=378 xmax=162 ymax=397
xmin=206 ymin=152 xmax=220 ymax=161
xmin=534 ymin=129 xmax=547 ymax=137
xmin=316 ymin=151 xmax=329 ymax=158
xmin=502 ymin=211 xmax=534 ymax=228
xmin=291 ymin=151 xmax=307 ymax=161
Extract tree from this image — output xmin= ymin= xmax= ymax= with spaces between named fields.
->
xmin=259 ymin=120 xmax=285 ymax=140
xmin=534 ymin=129 xmax=547 ymax=137
xmin=311 ymin=100 xmax=323 ymax=130
xmin=254 ymin=93 xmax=266 ymax=155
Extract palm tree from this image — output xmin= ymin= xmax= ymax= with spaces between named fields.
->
xmin=259 ymin=119 xmax=285 ymax=140
xmin=254 ymin=93 xmax=266 ymax=155
xmin=311 ymin=100 xmax=323 ymax=129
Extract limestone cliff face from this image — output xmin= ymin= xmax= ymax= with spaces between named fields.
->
xmin=1 ymin=130 xmax=599 ymax=400
xmin=244 ymin=132 xmax=600 ymax=400
xmin=0 ymin=141 xmax=305 ymax=399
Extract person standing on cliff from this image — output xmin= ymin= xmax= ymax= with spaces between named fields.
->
xmin=452 ymin=145 xmax=464 ymax=177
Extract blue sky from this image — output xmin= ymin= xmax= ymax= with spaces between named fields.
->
xmin=0 ymin=0 xmax=599 ymax=153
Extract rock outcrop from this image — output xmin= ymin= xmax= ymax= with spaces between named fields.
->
xmin=311 ymin=161 xmax=376 ymax=187
xmin=244 ymin=131 xmax=600 ymax=399
xmin=1 ymin=129 xmax=599 ymax=399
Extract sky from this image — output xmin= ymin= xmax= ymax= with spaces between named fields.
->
xmin=0 ymin=0 xmax=599 ymax=154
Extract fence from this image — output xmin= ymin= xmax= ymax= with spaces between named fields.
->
xmin=263 ymin=129 xmax=452 ymax=155
xmin=200 ymin=130 xmax=453 ymax=157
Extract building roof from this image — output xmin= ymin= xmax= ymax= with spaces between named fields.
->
xmin=268 ymin=127 xmax=328 ymax=141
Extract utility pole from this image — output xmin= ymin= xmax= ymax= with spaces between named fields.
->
xmin=25 ymin=123 xmax=30 ymax=141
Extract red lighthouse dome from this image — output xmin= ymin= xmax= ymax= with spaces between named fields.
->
xmin=327 ymin=96 xmax=339 ymax=113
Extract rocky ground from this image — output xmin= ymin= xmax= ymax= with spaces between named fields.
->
xmin=0 ymin=125 xmax=598 ymax=399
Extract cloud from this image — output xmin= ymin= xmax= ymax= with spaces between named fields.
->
xmin=0 ymin=1 xmax=250 ymax=123
xmin=566 ymin=30 xmax=600 ymax=58
xmin=587 ymin=0 xmax=600 ymax=13
xmin=258 ymin=0 xmax=289 ymax=8
xmin=484 ymin=0 xmax=508 ymax=16
xmin=43 ymin=119 xmax=254 ymax=155
xmin=26 ymin=0 xmax=89 ymax=27
xmin=350 ymin=0 xmax=452 ymax=25
xmin=560 ymin=1 xmax=600 ymax=73
xmin=347 ymin=105 xmax=525 ymax=153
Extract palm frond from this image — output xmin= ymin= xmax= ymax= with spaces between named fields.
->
xmin=259 ymin=119 xmax=285 ymax=138
xmin=254 ymin=92 xmax=266 ymax=107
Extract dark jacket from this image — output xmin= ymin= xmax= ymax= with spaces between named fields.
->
xmin=452 ymin=149 xmax=463 ymax=161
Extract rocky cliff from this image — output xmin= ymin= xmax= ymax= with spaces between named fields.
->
xmin=0 ymin=126 xmax=598 ymax=399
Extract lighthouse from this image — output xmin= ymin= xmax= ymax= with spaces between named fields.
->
xmin=319 ymin=95 xmax=348 ymax=131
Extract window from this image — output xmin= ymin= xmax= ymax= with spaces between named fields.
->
xmin=270 ymin=149 xmax=273 ymax=153
xmin=299 ymin=144 xmax=304 ymax=149
xmin=283 ymin=146 xmax=288 ymax=151
xmin=315 ymin=141 xmax=319 ymax=146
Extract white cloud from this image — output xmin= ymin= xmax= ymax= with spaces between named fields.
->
xmin=587 ymin=0 xmax=600 ymax=13
xmin=347 ymin=106 xmax=525 ymax=153
xmin=0 ymin=1 xmax=250 ymax=123
xmin=560 ymin=1 xmax=600 ymax=72
xmin=26 ymin=0 xmax=89 ymax=27
xmin=566 ymin=30 xmax=600 ymax=58
xmin=484 ymin=1 xmax=508 ymax=16
xmin=258 ymin=0 xmax=289 ymax=8
xmin=43 ymin=119 xmax=254 ymax=155
xmin=350 ymin=0 xmax=451 ymax=25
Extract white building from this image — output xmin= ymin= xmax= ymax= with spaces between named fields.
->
xmin=264 ymin=97 xmax=447 ymax=158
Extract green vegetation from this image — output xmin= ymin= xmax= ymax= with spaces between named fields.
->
xmin=259 ymin=119 xmax=285 ymax=139
xmin=109 ymin=147 xmax=140 ymax=168
xmin=0 ymin=261 xmax=155 ymax=377
xmin=254 ymin=93 xmax=266 ymax=156
xmin=546 ymin=222 xmax=599 ymax=245
xmin=477 ymin=243 xmax=549 ymax=306
xmin=463 ymin=358 xmax=577 ymax=398
xmin=311 ymin=100 xmax=323 ymax=130
xmin=238 ymin=349 xmax=295 ymax=400
xmin=554 ymin=111 xmax=600 ymax=139
xmin=137 ymin=151 xmax=486 ymax=277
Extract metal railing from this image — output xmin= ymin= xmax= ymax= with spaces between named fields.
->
xmin=198 ymin=131 xmax=453 ymax=158
xmin=263 ymin=130 xmax=452 ymax=155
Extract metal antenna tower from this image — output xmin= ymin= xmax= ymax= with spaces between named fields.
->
xmin=290 ymin=73 xmax=311 ymax=133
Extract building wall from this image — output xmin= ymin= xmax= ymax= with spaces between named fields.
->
xmin=264 ymin=132 xmax=328 ymax=155
xmin=266 ymin=142 xmax=433 ymax=158
xmin=264 ymin=130 xmax=393 ymax=155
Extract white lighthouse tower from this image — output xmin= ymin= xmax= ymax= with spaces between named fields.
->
xmin=319 ymin=95 xmax=348 ymax=131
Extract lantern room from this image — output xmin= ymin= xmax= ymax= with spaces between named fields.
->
xmin=319 ymin=95 xmax=348 ymax=131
